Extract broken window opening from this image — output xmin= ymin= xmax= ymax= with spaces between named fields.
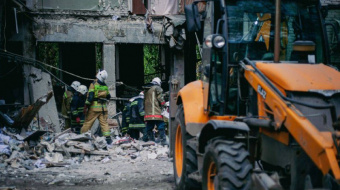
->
xmin=143 ymin=44 xmax=161 ymax=84
xmin=95 ymin=43 xmax=103 ymax=71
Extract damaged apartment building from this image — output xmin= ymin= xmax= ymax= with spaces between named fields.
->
xmin=0 ymin=0 xmax=199 ymax=132
xmin=0 ymin=0 xmax=339 ymax=133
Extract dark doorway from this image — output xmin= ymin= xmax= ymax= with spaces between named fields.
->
xmin=115 ymin=44 xmax=144 ymax=112
xmin=60 ymin=43 xmax=96 ymax=87
xmin=116 ymin=44 xmax=144 ymax=97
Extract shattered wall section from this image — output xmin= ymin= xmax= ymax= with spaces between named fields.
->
xmin=33 ymin=17 xmax=165 ymax=44
xmin=29 ymin=0 xmax=128 ymax=16
xmin=25 ymin=66 xmax=60 ymax=132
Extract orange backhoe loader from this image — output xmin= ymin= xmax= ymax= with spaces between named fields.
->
xmin=171 ymin=0 xmax=340 ymax=189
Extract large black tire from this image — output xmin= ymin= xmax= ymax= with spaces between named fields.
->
xmin=173 ymin=104 xmax=201 ymax=190
xmin=202 ymin=139 xmax=252 ymax=190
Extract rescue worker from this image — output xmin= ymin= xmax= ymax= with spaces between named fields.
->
xmin=81 ymin=70 xmax=112 ymax=144
xmin=70 ymin=85 xmax=88 ymax=134
xmin=121 ymin=100 xmax=131 ymax=136
xmin=143 ymin=77 xmax=167 ymax=145
xmin=61 ymin=81 xmax=80 ymax=129
xmin=128 ymin=91 xmax=148 ymax=141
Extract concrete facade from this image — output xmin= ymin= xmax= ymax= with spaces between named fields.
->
xmin=26 ymin=0 xmax=169 ymax=117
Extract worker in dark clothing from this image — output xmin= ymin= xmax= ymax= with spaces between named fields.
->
xmin=70 ymin=85 xmax=88 ymax=134
xmin=128 ymin=91 xmax=148 ymax=141
xmin=61 ymin=81 xmax=80 ymax=129
xmin=81 ymin=70 xmax=112 ymax=144
xmin=143 ymin=77 xmax=167 ymax=145
xmin=121 ymin=101 xmax=131 ymax=136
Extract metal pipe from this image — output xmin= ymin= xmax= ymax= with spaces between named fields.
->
xmin=274 ymin=0 xmax=281 ymax=63
xmin=14 ymin=8 xmax=18 ymax=34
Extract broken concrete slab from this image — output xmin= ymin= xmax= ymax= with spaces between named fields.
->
xmin=51 ymin=128 xmax=71 ymax=142
xmin=147 ymin=152 xmax=157 ymax=160
xmin=93 ymin=136 xmax=107 ymax=150
xmin=69 ymin=133 xmax=93 ymax=141
xmin=74 ymin=143 xmax=94 ymax=152
xmin=26 ymin=66 xmax=61 ymax=133
xmin=120 ymin=143 xmax=131 ymax=149
xmin=45 ymin=152 xmax=64 ymax=163
xmin=40 ymin=140 xmax=55 ymax=152
xmin=66 ymin=141 xmax=79 ymax=146
xmin=131 ymin=142 xmax=142 ymax=151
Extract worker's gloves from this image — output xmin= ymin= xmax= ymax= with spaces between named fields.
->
xmin=76 ymin=117 xmax=80 ymax=123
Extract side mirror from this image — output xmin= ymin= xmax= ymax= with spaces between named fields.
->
xmin=185 ymin=3 xmax=201 ymax=33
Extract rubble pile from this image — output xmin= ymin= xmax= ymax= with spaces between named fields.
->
xmin=0 ymin=128 xmax=170 ymax=172
xmin=0 ymin=92 xmax=173 ymax=189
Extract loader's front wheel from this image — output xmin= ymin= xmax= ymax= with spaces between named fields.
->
xmin=173 ymin=104 xmax=200 ymax=190
xmin=202 ymin=139 xmax=252 ymax=190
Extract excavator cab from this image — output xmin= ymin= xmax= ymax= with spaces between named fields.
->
xmin=173 ymin=0 xmax=340 ymax=189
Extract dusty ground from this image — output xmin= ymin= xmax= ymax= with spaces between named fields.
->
xmin=0 ymin=146 xmax=175 ymax=190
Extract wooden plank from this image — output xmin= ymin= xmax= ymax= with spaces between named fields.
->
xmin=12 ymin=91 xmax=54 ymax=129
xmin=54 ymin=147 xmax=109 ymax=155
xmin=51 ymin=128 xmax=71 ymax=142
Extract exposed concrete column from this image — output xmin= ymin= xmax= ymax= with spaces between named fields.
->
xmin=173 ymin=51 xmax=185 ymax=87
xmin=22 ymin=19 xmax=61 ymax=132
xmin=103 ymin=43 xmax=116 ymax=116
xmin=22 ymin=18 xmax=35 ymax=105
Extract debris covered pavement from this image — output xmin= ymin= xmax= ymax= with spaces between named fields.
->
xmin=0 ymin=126 xmax=174 ymax=190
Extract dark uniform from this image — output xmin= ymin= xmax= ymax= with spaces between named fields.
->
xmin=61 ymin=87 xmax=76 ymax=129
xmin=128 ymin=96 xmax=147 ymax=141
xmin=70 ymin=92 xmax=86 ymax=134
xmin=121 ymin=101 xmax=131 ymax=136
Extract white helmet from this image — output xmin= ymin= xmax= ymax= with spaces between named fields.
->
xmin=71 ymin=81 xmax=81 ymax=91
xmin=96 ymin=70 xmax=108 ymax=82
xmin=152 ymin=77 xmax=161 ymax=85
xmin=77 ymin=85 xmax=88 ymax=95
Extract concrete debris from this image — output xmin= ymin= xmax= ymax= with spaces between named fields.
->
xmin=148 ymin=152 xmax=157 ymax=160
xmin=0 ymin=145 xmax=11 ymax=156
xmin=34 ymin=159 xmax=46 ymax=168
xmin=101 ymin=157 xmax=110 ymax=163
xmin=0 ymin=115 xmax=170 ymax=188
xmin=40 ymin=140 xmax=55 ymax=152
xmin=44 ymin=152 xmax=64 ymax=163
xmin=94 ymin=136 xmax=108 ymax=150
xmin=74 ymin=142 xmax=94 ymax=152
